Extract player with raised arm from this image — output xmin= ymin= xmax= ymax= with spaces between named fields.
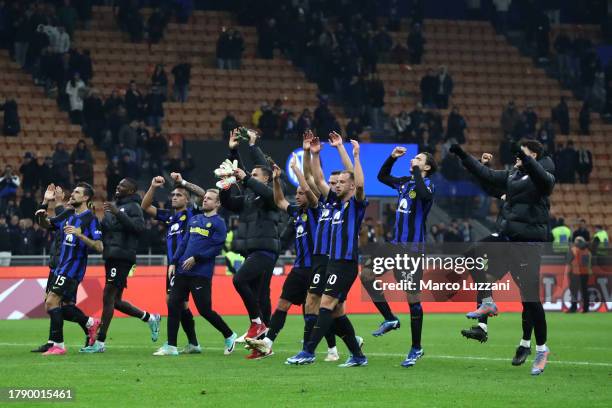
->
xmin=81 ymin=178 xmax=160 ymax=353
xmin=140 ymin=173 xmax=206 ymax=354
xmin=32 ymin=184 xmax=100 ymax=353
xmin=244 ymin=155 xmax=320 ymax=359
xmin=154 ymin=189 xmax=237 ymax=356
xmin=287 ymin=140 xmax=368 ymax=367
xmin=35 ymin=183 xmax=103 ymax=355
xmin=366 ymin=147 xmax=436 ymax=367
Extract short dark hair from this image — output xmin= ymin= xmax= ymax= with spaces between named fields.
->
xmin=422 ymin=152 xmax=437 ymax=175
xmin=76 ymin=182 xmax=94 ymax=203
xmin=558 ymin=218 xmax=565 ymax=225
xmin=340 ymin=170 xmax=355 ymax=180
xmin=124 ymin=177 xmax=138 ymax=193
xmin=254 ymin=165 xmax=272 ymax=180
xmin=330 ymin=170 xmax=342 ymax=176
xmin=172 ymin=185 xmax=190 ymax=197
xmin=520 ymin=139 xmax=545 ymax=160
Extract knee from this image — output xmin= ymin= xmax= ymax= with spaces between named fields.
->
xmin=276 ymin=299 xmax=291 ymax=312
xmin=45 ymin=293 xmax=60 ymax=310
xmin=320 ymin=295 xmax=338 ymax=311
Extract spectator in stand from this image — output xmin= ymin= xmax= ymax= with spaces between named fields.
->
xmin=573 ymin=219 xmax=591 ymax=242
xmin=29 ymin=24 xmax=50 ymax=75
xmin=296 ymin=108 xmax=313 ymax=136
xmin=82 ymin=89 xmax=105 ymax=145
xmin=554 ymin=31 xmax=573 ymax=85
xmin=125 ymin=80 xmax=145 ymax=121
xmin=446 ymin=106 xmax=467 ymax=144
xmin=221 ymin=112 xmax=239 ymax=138
xmin=258 ymin=104 xmax=278 ymax=139
xmin=79 ymin=49 xmax=93 ymax=84
xmin=216 ymin=28 xmax=231 ymax=69
xmin=407 ymin=23 xmax=425 ymax=64
xmin=257 ymin=18 xmax=278 ymax=59
xmin=52 ymin=141 xmax=71 ymax=188
xmin=523 ymin=104 xmax=538 ymax=137
xmin=499 ymin=135 xmax=515 ymax=170
xmin=500 ymin=100 xmax=520 ymax=137
xmin=65 ymin=72 xmax=86 ymax=124
xmin=577 ymin=147 xmax=593 ymax=184
xmin=151 ymin=63 xmax=168 ymax=97
xmin=0 ymin=165 xmax=20 ymax=214
xmin=5 ymin=200 xmax=19 ymax=220
xmin=75 ymin=0 xmax=93 ymax=30
xmin=556 ymin=141 xmax=578 ymax=184
xmin=346 ymin=116 xmax=364 ymax=140
xmin=591 ymin=71 xmax=606 ymax=113
xmin=313 ymin=99 xmax=340 ymax=138
xmin=171 ymin=59 xmax=191 ymax=103
xmin=281 ymin=111 xmax=297 ymax=139
xmin=104 ymin=88 xmax=124 ymax=115
xmin=118 ymin=151 xmax=139 ymax=179
xmin=147 ymin=8 xmax=167 ymax=47
xmin=145 ymin=85 xmax=166 ymax=130
xmin=15 ymin=219 xmax=36 ymax=255
xmin=0 ymin=217 xmax=11 ymax=266
xmin=367 ymin=73 xmax=385 ymax=130
xmin=7 ymin=215 xmax=19 ymax=252
xmin=13 ymin=15 xmax=30 ymax=68
xmin=390 ymin=40 xmax=410 ymax=64
xmin=70 ymin=139 xmax=94 ymax=185
xmin=579 ymin=101 xmax=590 ymax=135
xmin=125 ymin=5 xmax=144 ymax=42
xmin=0 ymin=98 xmax=20 ymax=136
xmin=57 ymin=26 xmax=70 ymax=54
xmin=374 ymin=26 xmax=393 ymax=62
xmin=552 ymin=97 xmax=570 ymax=135
xmin=537 ymin=120 xmax=556 ymax=154
xmin=393 ymin=111 xmax=411 ymax=140
xmin=37 ymin=156 xmax=53 ymax=192
xmin=444 ymin=220 xmax=463 ymax=242
xmin=105 ymin=156 xmax=122 ymax=200
xmin=18 ymin=190 xmax=37 ymax=220
xmin=420 ymin=68 xmax=437 ymax=108
xmin=146 ymin=130 xmax=168 ymax=175
xmin=58 ymin=0 xmax=78 ymax=37
xmin=435 ymin=65 xmax=453 ymax=109
xmin=430 ymin=223 xmax=445 ymax=243
xmin=175 ymin=0 xmax=193 ymax=24
xmin=19 ymin=152 xmax=40 ymax=193
xmin=534 ymin=11 xmax=550 ymax=61
xmin=118 ymin=121 xmax=138 ymax=157
xmin=228 ymin=29 xmax=245 ymax=69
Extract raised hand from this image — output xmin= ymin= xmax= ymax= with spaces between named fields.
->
xmin=303 ymin=129 xmax=314 ymax=150
xmin=151 ymin=176 xmax=165 ymax=187
xmin=391 ymin=146 xmax=407 ymax=158
xmin=481 ymin=153 xmax=493 ymax=164
xmin=103 ymin=201 xmax=119 ymax=215
xmin=350 ymin=139 xmax=360 ymax=156
xmin=290 ymin=152 xmax=299 ymax=170
xmin=272 ymin=164 xmax=282 ymax=179
xmin=234 ymin=167 xmax=247 ymax=180
xmin=229 ymin=129 xmax=239 ymax=149
xmin=310 ymin=136 xmax=321 ymax=153
xmin=170 ymin=172 xmax=183 ymax=184
xmin=54 ymin=186 xmax=64 ymax=203
xmin=43 ymin=184 xmax=56 ymax=203
xmin=328 ymin=131 xmax=342 ymax=147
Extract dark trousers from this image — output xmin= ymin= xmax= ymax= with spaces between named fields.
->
xmin=569 ymin=272 xmax=590 ymax=311
xmin=232 ymin=252 xmax=276 ymax=324
xmin=167 ymin=274 xmax=232 ymax=346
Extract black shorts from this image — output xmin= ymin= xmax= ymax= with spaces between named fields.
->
xmin=45 ymin=269 xmax=55 ymax=294
xmin=280 ymin=267 xmax=311 ymax=305
xmin=167 ymin=268 xmax=190 ymax=302
xmin=323 ymin=259 xmax=359 ymax=302
xmin=49 ymin=274 xmax=79 ymax=303
xmin=307 ymin=255 xmax=329 ymax=296
xmin=105 ymin=259 xmax=133 ymax=289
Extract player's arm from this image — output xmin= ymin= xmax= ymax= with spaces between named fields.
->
xmin=351 ymin=140 xmax=365 ymax=201
xmin=193 ymin=219 xmax=227 ymax=260
xmin=516 ymin=148 xmax=555 ymax=195
xmin=377 ymin=147 xmax=406 ymax=188
xmin=142 ymin=176 xmax=165 ymax=217
xmin=219 ymin=183 xmax=245 ymax=213
xmin=411 ymin=167 xmax=433 ymax=201
xmin=329 ymin=131 xmax=354 ymax=172
xmin=36 ymin=184 xmax=60 ymax=229
xmin=290 ymin=154 xmax=318 ymax=207
xmin=450 ymin=144 xmax=508 ymax=188
xmin=302 ymin=130 xmax=320 ymax=196
xmin=247 ymin=130 xmax=269 ymax=167
xmin=310 ymin=137 xmax=330 ymax=198
xmin=228 ymin=129 xmax=247 ymax=171
xmin=66 ymin=222 xmax=103 ymax=253
xmin=272 ymin=165 xmax=290 ymax=211
xmin=170 ymin=172 xmax=206 ymax=198
xmin=104 ymin=202 xmax=145 ymax=233
xmin=235 ymin=167 xmax=275 ymax=205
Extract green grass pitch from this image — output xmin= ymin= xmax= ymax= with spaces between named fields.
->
xmin=0 ymin=313 xmax=610 ymax=407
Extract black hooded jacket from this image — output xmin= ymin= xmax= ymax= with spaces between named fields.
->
xmin=461 ymin=154 xmax=555 ymax=242
xmin=101 ymin=194 xmax=145 ymax=262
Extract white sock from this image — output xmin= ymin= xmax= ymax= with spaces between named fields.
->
xmin=328 ymin=346 xmax=338 ymax=353
xmin=95 ymin=340 xmax=105 ymax=347
xmin=478 ymin=323 xmax=488 ymax=332
xmin=520 ymin=339 xmax=531 ymax=348
xmin=482 ymin=297 xmax=494 ymax=304
xmin=47 ymin=340 xmax=53 ymax=344
xmin=86 ymin=317 xmax=94 ymax=328
xmin=251 ymin=317 xmax=262 ymax=324
xmin=54 ymin=342 xmax=65 ymax=349
xmin=262 ymin=337 xmax=273 ymax=348
xmin=536 ymin=344 xmax=547 ymax=352
xmin=148 ymin=314 xmax=156 ymax=322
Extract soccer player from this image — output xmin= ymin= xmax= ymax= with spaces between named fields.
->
xmin=287 ymin=139 xmax=368 ymax=367
xmin=154 ymin=189 xmax=237 ymax=356
xmin=220 ymin=131 xmax=281 ymax=344
xmin=81 ymin=178 xmax=160 ymax=353
xmin=364 ymin=146 xmax=436 ymax=367
xmin=35 ymin=183 xmax=103 ymax=355
xmin=244 ymin=156 xmax=320 ymax=359
xmin=450 ymin=140 xmax=554 ymax=375
xmin=141 ymin=173 xmax=206 ymax=353
xmin=32 ymin=184 xmax=100 ymax=353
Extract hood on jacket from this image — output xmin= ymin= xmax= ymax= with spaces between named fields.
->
xmin=116 ymin=193 xmax=142 ymax=206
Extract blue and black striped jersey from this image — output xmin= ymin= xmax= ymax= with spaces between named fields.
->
xmin=53 ymin=210 xmax=101 ymax=281
xmin=313 ymin=191 xmax=337 ymax=256
xmin=156 ymin=206 xmax=200 ymax=264
xmin=329 ymin=197 xmax=369 ymax=261
xmin=286 ymin=204 xmax=319 ymax=268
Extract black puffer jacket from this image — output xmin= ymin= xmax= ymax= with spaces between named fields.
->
xmin=101 ymin=194 xmax=145 ymax=262
xmin=461 ymin=154 xmax=555 ymax=242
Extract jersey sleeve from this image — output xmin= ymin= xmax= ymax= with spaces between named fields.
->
xmin=87 ymin=217 xmax=103 ymax=240
xmin=286 ymin=204 xmax=299 ymax=218
xmin=155 ymin=208 xmax=171 ymax=222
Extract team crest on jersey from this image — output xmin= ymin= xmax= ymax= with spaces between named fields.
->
xmin=301 ymin=213 xmax=308 ymax=221
xmin=180 ymin=215 xmax=187 ymax=221
xmin=206 ymin=222 xmax=212 ymax=227
xmin=120 ymin=207 xmax=126 ymax=212
xmin=409 ymin=190 xmax=417 ymax=199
